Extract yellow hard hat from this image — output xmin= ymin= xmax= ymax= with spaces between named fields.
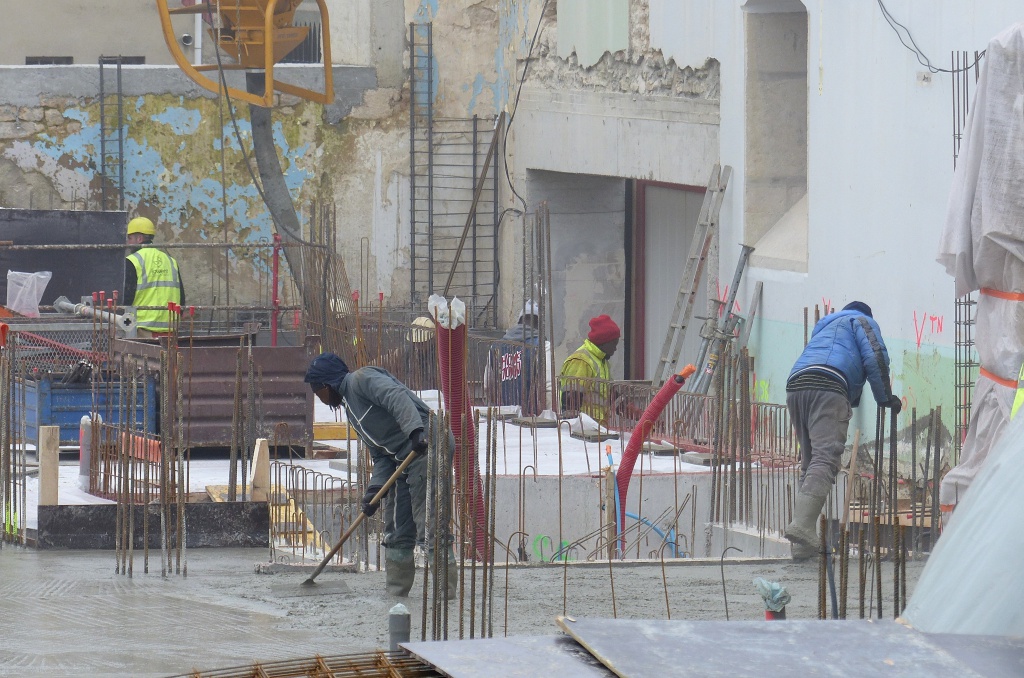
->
xmin=408 ymin=316 xmax=435 ymax=343
xmin=127 ymin=217 xmax=155 ymax=236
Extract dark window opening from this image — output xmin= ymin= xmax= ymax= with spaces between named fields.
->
xmin=100 ymin=56 xmax=146 ymax=65
xmin=281 ymin=21 xmax=322 ymax=64
xmin=26 ymin=56 xmax=73 ymax=65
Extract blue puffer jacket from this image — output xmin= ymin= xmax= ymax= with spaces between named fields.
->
xmin=789 ymin=309 xmax=892 ymax=407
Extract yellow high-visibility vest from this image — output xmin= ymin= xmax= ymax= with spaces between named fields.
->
xmin=1012 ymin=362 xmax=1024 ymax=420
xmin=127 ymin=248 xmax=181 ymax=332
xmin=559 ymin=339 xmax=611 ymax=423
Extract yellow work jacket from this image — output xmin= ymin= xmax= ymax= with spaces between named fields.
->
xmin=127 ymin=248 xmax=181 ymax=332
xmin=559 ymin=339 xmax=611 ymax=423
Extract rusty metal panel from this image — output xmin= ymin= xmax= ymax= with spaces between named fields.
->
xmin=113 ymin=335 xmax=317 ymax=452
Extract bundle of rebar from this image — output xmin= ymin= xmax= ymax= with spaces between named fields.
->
xmin=0 ymin=332 xmax=27 ymax=546
xmin=432 ymin=299 xmax=488 ymax=560
xmin=168 ymin=651 xmax=439 ymax=678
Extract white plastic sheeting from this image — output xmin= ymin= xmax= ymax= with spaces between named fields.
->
xmin=902 ymin=410 xmax=1024 ymax=636
xmin=426 ymin=294 xmax=466 ymax=329
xmin=936 ymin=23 xmax=1024 ymax=507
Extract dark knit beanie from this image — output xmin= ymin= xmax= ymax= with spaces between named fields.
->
xmin=843 ymin=301 xmax=873 ymax=318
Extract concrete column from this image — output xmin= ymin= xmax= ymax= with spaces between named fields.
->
xmin=388 ymin=603 xmax=410 ymax=651
xmin=38 ymin=425 xmax=60 ymax=506
xmin=249 ymin=438 xmax=270 ymax=502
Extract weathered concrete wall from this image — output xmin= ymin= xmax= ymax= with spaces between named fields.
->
xmin=2 ymin=2 xmax=195 ymax=65
xmin=497 ymin=0 xmax=721 ymax=366
xmin=492 ymin=465 xmax=819 ymax=562
xmin=331 ymin=0 xmax=407 ymax=87
xmin=0 ymin=65 xmax=376 ymax=305
xmin=528 ymin=170 xmax=627 ymax=373
xmin=743 ymin=10 xmax=807 ymax=249
xmin=0 ymin=0 xmax=504 ymax=313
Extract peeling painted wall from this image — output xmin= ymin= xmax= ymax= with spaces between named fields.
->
xmin=0 ymin=1 xmax=502 ymax=316
xmin=0 ymin=66 xmax=378 ymax=306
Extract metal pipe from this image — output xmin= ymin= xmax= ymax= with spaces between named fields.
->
xmin=271 ymin=235 xmax=280 ymax=346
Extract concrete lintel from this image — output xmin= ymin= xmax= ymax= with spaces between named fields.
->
xmin=516 ymin=87 xmax=719 ymax=186
xmin=519 ymin=86 xmax=720 ymax=126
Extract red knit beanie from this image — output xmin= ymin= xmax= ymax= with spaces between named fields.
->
xmin=588 ymin=314 xmax=620 ymax=344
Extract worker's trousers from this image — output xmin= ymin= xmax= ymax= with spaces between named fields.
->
xmin=372 ymin=429 xmax=455 ymax=552
xmin=371 ymin=451 xmax=428 ymax=551
xmin=786 ymin=389 xmax=852 ymax=498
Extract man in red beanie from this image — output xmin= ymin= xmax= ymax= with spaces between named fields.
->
xmin=559 ymin=314 xmax=620 ymax=423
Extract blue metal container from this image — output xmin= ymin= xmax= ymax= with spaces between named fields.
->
xmin=16 ymin=376 xmax=157 ymax=447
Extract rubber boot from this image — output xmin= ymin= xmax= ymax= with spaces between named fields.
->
xmin=784 ymin=491 xmax=827 ymax=562
xmin=445 ymin=558 xmax=459 ymax=600
xmin=385 ymin=547 xmax=416 ymax=597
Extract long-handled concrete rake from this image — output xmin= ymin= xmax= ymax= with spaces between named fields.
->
xmin=300 ymin=451 xmax=418 ymax=587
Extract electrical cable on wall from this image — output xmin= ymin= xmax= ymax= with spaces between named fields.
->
xmin=503 ymin=0 xmax=552 ymax=214
xmin=876 ymin=0 xmax=985 ymax=74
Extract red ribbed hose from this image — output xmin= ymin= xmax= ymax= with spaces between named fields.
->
xmin=436 ymin=320 xmax=489 ymax=560
xmin=616 ymin=364 xmax=696 ymax=553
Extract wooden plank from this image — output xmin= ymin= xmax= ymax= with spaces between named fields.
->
xmin=313 ymin=422 xmax=357 ymax=440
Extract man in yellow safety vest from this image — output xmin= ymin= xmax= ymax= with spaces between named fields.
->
xmin=124 ymin=217 xmax=184 ymax=337
xmin=559 ymin=314 xmax=620 ymax=424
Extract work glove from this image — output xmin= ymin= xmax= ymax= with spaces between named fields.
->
xmin=361 ymin=485 xmax=383 ymax=516
xmin=885 ymin=395 xmax=902 ymax=414
xmin=409 ymin=428 xmax=429 ymax=456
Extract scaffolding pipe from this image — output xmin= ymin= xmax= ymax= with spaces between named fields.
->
xmin=53 ymin=295 xmax=134 ymax=335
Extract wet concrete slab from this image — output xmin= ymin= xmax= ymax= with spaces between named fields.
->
xmin=0 ymin=547 xmax=389 ymax=677
xmin=0 ymin=546 xmax=926 ymax=677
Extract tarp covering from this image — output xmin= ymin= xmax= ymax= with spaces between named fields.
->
xmin=902 ymin=410 xmax=1024 ymax=635
xmin=936 ymin=23 xmax=1024 ymax=507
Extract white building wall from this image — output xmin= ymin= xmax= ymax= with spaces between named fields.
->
xmin=651 ymin=1 xmax=1021 ymax=432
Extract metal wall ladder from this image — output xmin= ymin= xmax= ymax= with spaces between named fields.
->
xmin=408 ymin=23 xmax=499 ymax=327
xmin=651 ymin=164 xmax=732 ymax=385
xmin=409 ymin=22 xmax=435 ymax=309
xmin=98 ymin=56 xmax=125 ymax=211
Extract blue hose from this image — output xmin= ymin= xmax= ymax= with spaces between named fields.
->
xmin=625 ymin=512 xmax=683 ymax=558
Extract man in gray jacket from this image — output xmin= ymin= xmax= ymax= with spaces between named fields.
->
xmin=305 ymin=352 xmax=452 ymax=596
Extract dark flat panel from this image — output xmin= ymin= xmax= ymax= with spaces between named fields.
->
xmin=404 ymin=635 xmax=615 ymax=678
xmin=36 ymin=502 xmax=269 ymax=549
xmin=0 ymin=209 xmax=126 ymax=305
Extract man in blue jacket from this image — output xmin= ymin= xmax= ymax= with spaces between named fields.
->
xmin=304 ymin=352 xmax=454 ymax=596
xmin=785 ymin=301 xmax=901 ymax=561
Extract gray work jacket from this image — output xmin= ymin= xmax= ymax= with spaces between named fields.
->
xmin=338 ymin=366 xmax=430 ymax=459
